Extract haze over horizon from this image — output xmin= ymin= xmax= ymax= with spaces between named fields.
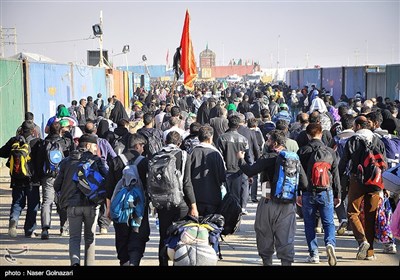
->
xmin=1 ymin=0 xmax=399 ymax=69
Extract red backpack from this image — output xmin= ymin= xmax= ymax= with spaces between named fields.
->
xmin=307 ymin=146 xmax=334 ymax=190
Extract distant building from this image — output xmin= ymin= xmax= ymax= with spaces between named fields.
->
xmin=199 ymin=45 xmax=216 ymax=68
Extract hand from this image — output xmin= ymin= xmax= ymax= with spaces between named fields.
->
xmin=334 ymin=198 xmax=341 ymax=208
xmin=237 ymin=151 xmax=245 ymax=159
xmin=248 ymin=177 xmax=254 ymax=184
xmin=296 ymin=196 xmax=302 ymax=207
xmin=189 ymin=208 xmax=199 ymax=218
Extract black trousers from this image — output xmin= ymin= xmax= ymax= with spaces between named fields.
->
xmin=113 ymin=204 xmax=150 ymax=266
xmin=157 ymin=203 xmax=188 ymax=266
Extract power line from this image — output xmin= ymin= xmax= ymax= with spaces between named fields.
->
xmin=17 ymin=36 xmax=96 ymax=45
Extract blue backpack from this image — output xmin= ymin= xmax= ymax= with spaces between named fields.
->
xmin=273 ymin=150 xmax=300 ymax=202
xmin=379 ymin=135 xmax=400 ymax=161
xmin=72 ymin=158 xmax=106 ymax=205
xmin=110 ymin=155 xmax=145 ymax=230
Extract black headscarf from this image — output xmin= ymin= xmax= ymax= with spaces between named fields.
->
xmin=109 ymin=100 xmax=129 ymax=124
xmin=97 ymin=120 xmax=110 ymax=139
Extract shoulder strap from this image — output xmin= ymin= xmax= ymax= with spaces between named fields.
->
xmin=132 ymin=155 xmax=145 ymax=166
xmin=119 ymin=154 xmax=129 ymax=166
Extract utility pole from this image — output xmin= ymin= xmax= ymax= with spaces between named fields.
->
xmin=355 ymin=49 xmax=359 ymax=66
xmin=305 ymin=52 xmax=309 ymax=68
xmin=277 ymin=34 xmax=280 ymax=71
xmin=365 ymin=40 xmax=369 ymax=65
xmin=0 ymin=26 xmax=4 ymax=58
xmin=99 ymin=10 xmax=104 ymax=67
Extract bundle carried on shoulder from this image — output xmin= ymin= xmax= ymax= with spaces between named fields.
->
xmin=165 ymin=215 xmax=225 ymax=266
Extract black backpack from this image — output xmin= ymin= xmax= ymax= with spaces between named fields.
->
xmin=356 ymin=137 xmax=387 ymax=190
xmin=216 ymin=193 xmax=242 ymax=235
xmin=112 ymin=133 xmax=127 ymax=155
xmin=138 ymin=129 xmax=163 ymax=158
xmin=147 ymin=148 xmax=186 ymax=209
xmin=43 ymin=139 xmax=64 ymax=177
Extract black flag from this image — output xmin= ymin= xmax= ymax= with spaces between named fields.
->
xmin=173 ymin=47 xmax=183 ymax=81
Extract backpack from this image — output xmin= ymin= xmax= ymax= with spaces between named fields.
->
xmin=356 ymin=137 xmax=387 ymax=190
xmin=334 ymin=135 xmax=349 ymax=159
xmin=112 ymin=134 xmax=126 ymax=155
xmin=273 ymin=151 xmax=300 ymax=202
xmin=307 ymin=146 xmax=334 ymax=190
xmin=8 ymin=136 xmax=32 ymax=180
xmin=138 ymin=129 xmax=163 ymax=158
xmin=110 ymin=155 xmax=145 ymax=229
xmin=43 ymin=139 xmax=64 ymax=177
xmin=379 ymin=135 xmax=400 ymax=161
xmin=216 ymin=192 xmax=242 ymax=235
xmin=147 ymin=148 xmax=186 ymax=209
xmin=319 ymin=112 xmax=332 ymax=132
xmin=72 ymin=158 xmax=106 ymax=204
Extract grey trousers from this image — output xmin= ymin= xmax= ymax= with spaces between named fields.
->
xmin=254 ymin=197 xmax=296 ymax=265
xmin=67 ymin=205 xmax=99 ymax=266
xmin=41 ymin=177 xmax=68 ymax=231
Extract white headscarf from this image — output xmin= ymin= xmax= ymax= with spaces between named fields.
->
xmin=309 ymin=97 xmax=328 ymax=113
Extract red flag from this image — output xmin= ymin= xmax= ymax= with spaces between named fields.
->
xmin=179 ymin=10 xmax=197 ymax=91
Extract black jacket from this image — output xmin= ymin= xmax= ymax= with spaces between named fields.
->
xmin=217 ymin=129 xmax=250 ymax=173
xmin=297 ymin=139 xmax=341 ymax=199
xmin=296 ymin=129 xmax=334 ymax=148
xmin=105 ymin=149 xmax=149 ymax=200
xmin=238 ymin=125 xmax=260 ymax=163
xmin=54 ymin=150 xmax=108 ymax=210
xmin=189 ymin=144 xmax=226 ymax=207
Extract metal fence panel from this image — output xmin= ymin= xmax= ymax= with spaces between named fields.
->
xmin=385 ymin=64 xmax=400 ymax=101
xmin=366 ymin=72 xmax=386 ymax=99
xmin=299 ymin=69 xmax=321 ymax=89
xmin=344 ymin=66 xmax=366 ymax=99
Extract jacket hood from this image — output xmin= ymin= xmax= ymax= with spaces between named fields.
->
xmin=122 ymin=165 xmax=142 ymax=186
xmin=309 ymin=97 xmax=328 ymax=114
xmin=355 ymin=128 xmax=374 ymax=143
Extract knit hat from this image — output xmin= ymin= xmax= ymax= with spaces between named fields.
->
xmin=227 ymin=103 xmax=237 ymax=111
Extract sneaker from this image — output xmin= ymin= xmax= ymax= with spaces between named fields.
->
xmin=356 ymin=241 xmax=370 ymax=260
xmin=305 ymin=255 xmax=320 ymax=264
xmin=315 ymin=227 xmax=323 ymax=234
xmin=41 ymin=229 xmax=49 ymax=240
xmin=337 ymin=220 xmax=348 ymax=236
xmin=60 ymin=229 xmax=69 ymax=237
xmin=383 ymin=243 xmax=397 ymax=254
xmin=8 ymin=220 xmax=17 ymax=238
xmin=25 ymin=232 xmax=37 ymax=238
xmin=364 ymin=255 xmax=377 ymax=261
xmin=100 ymin=227 xmax=108 ymax=235
xmin=241 ymin=208 xmax=249 ymax=215
xmin=326 ymin=244 xmax=337 ymax=266
xmin=251 ymin=198 xmax=259 ymax=203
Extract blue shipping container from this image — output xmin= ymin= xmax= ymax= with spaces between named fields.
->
xmin=344 ymin=66 xmax=366 ymax=99
xmin=122 ymin=65 xmax=166 ymax=78
xmin=287 ymin=70 xmax=300 ymax=90
xmin=321 ymin=67 xmax=343 ymax=102
xmin=299 ymin=69 xmax=321 ymax=89
xmin=385 ymin=64 xmax=400 ymax=101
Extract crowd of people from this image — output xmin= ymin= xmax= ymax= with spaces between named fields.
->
xmin=1 ymin=79 xmax=399 ymax=266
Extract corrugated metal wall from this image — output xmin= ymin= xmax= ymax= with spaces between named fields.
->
xmin=112 ymin=69 xmax=125 ymax=107
xmin=127 ymin=72 xmax=134 ymax=105
xmin=366 ymin=72 xmax=386 ymax=99
xmin=321 ymin=67 xmax=343 ymax=102
xmin=72 ymin=64 xmax=94 ymax=101
xmin=344 ymin=66 xmax=366 ymax=98
xmin=287 ymin=70 xmax=300 ymax=90
xmin=27 ymin=62 xmax=72 ymax=136
xmin=386 ymin=64 xmax=400 ymax=101
xmin=92 ymin=67 xmax=107 ymax=98
xmin=0 ymin=59 xmax=24 ymax=152
xmin=123 ymin=71 xmax=130 ymax=107
xmin=211 ymin=66 xmax=255 ymax=78
xmin=299 ymin=69 xmax=321 ymax=89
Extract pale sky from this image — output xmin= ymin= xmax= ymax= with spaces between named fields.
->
xmin=1 ymin=0 xmax=399 ymax=69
